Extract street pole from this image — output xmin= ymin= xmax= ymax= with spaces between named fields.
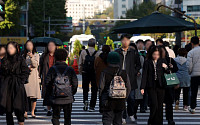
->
xmin=83 ymin=6 xmax=85 ymax=34
xmin=26 ymin=1 xmax=29 ymax=37
xmin=43 ymin=0 xmax=46 ymax=37
xmin=49 ymin=16 xmax=50 ymax=37
xmin=175 ymin=0 xmax=182 ymax=47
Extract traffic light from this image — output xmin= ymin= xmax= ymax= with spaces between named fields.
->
xmin=0 ymin=0 xmax=5 ymax=21
xmin=104 ymin=36 xmax=107 ymax=39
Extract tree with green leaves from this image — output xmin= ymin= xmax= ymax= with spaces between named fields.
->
xmin=85 ymin=26 xmax=92 ymax=35
xmin=106 ymin=36 xmax=114 ymax=50
xmin=186 ymin=18 xmax=200 ymax=38
xmin=73 ymin=39 xmax=82 ymax=58
xmin=0 ymin=0 xmax=26 ymax=36
xmin=29 ymin=0 xmax=66 ymax=37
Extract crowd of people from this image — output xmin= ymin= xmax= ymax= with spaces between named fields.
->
xmin=79 ymin=35 xmax=200 ymax=125
xmin=0 ymin=34 xmax=199 ymax=125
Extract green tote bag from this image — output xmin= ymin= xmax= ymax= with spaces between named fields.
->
xmin=165 ymin=73 xmax=180 ymax=86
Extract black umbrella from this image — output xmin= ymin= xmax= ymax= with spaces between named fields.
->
xmin=113 ymin=12 xmax=200 ymax=34
xmin=32 ymin=37 xmax=63 ymax=46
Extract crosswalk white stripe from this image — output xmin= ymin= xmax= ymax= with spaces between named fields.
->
xmin=0 ymin=89 xmax=199 ymax=125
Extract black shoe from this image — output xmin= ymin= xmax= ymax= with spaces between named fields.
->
xmin=140 ymin=109 xmax=146 ymax=113
xmin=46 ymin=111 xmax=52 ymax=116
xmin=83 ymin=101 xmax=88 ymax=111
xmin=134 ymin=114 xmax=137 ymax=120
xmin=168 ymin=120 xmax=175 ymax=125
xmin=89 ymin=107 xmax=95 ymax=112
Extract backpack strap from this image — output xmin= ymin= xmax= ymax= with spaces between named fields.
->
xmin=92 ymin=51 xmax=97 ymax=57
xmin=62 ymin=67 xmax=70 ymax=77
xmin=85 ymin=49 xmax=90 ymax=56
xmin=53 ymin=66 xmax=61 ymax=76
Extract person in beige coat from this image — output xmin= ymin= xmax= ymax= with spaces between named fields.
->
xmin=23 ymin=40 xmax=41 ymax=118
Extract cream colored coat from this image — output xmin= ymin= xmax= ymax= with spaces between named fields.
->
xmin=24 ymin=53 xmax=41 ymax=99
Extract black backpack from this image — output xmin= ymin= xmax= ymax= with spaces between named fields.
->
xmin=83 ymin=49 xmax=97 ymax=73
xmin=53 ymin=66 xmax=72 ymax=98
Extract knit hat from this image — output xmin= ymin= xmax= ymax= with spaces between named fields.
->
xmin=107 ymin=52 xmax=120 ymax=64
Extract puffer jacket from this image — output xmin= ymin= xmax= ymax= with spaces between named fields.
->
xmin=174 ymin=56 xmax=190 ymax=87
xmin=99 ymin=64 xmax=131 ymax=111
xmin=187 ymin=46 xmax=200 ymax=77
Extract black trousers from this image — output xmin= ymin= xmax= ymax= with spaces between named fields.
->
xmin=102 ymin=110 xmax=123 ymax=125
xmin=175 ymin=87 xmax=190 ymax=106
xmin=134 ymin=99 xmax=144 ymax=115
xmin=6 ymin=111 xmax=24 ymax=125
xmin=165 ymin=87 xmax=175 ymax=121
xmin=147 ymin=87 xmax=165 ymax=125
xmin=52 ymin=104 xmax=72 ymax=125
xmin=82 ymin=72 xmax=97 ymax=108
xmin=191 ymin=76 xmax=200 ymax=109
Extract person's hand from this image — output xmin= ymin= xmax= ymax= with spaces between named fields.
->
xmin=169 ymin=63 xmax=173 ymax=68
xmin=174 ymin=84 xmax=180 ymax=89
xmin=27 ymin=52 xmax=33 ymax=58
xmin=137 ymin=72 xmax=141 ymax=76
xmin=141 ymin=89 xmax=144 ymax=95
xmin=162 ymin=63 xmax=168 ymax=69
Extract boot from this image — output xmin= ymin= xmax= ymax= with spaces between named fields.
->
xmin=52 ymin=119 xmax=60 ymax=125
xmin=175 ymin=100 xmax=179 ymax=110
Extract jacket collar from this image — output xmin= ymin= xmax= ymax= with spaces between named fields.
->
xmin=55 ymin=61 xmax=67 ymax=66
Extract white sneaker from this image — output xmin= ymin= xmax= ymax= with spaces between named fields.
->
xmin=130 ymin=115 xmax=136 ymax=122
xmin=122 ymin=118 xmax=126 ymax=124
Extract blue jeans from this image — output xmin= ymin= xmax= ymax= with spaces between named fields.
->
xmin=123 ymin=90 xmax=135 ymax=119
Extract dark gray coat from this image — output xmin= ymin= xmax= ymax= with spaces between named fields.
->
xmin=115 ymin=48 xmax=141 ymax=90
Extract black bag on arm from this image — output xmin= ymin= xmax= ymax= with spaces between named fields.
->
xmin=83 ymin=49 xmax=97 ymax=73
xmin=53 ymin=66 xmax=72 ymax=98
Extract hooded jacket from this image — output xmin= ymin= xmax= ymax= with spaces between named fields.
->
xmin=174 ymin=56 xmax=190 ymax=87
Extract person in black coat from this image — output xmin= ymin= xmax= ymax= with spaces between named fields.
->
xmin=0 ymin=41 xmax=29 ymax=125
xmin=45 ymin=49 xmax=78 ymax=125
xmin=39 ymin=41 xmax=57 ymax=116
xmin=115 ymin=34 xmax=141 ymax=122
xmin=141 ymin=46 xmax=168 ymax=125
xmin=99 ymin=52 xmax=131 ymax=125
xmin=160 ymin=46 xmax=178 ymax=125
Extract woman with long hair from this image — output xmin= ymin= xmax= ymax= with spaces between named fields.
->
xmin=141 ymin=46 xmax=168 ymax=125
xmin=0 ymin=41 xmax=29 ymax=125
xmin=39 ymin=41 xmax=57 ymax=116
xmin=23 ymin=40 xmax=41 ymax=118
xmin=160 ymin=45 xmax=178 ymax=125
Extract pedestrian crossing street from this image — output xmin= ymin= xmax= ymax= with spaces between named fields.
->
xmin=0 ymin=88 xmax=200 ymax=125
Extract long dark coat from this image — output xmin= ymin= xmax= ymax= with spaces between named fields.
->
xmin=0 ymin=56 xmax=29 ymax=115
xmin=39 ymin=53 xmax=55 ymax=105
xmin=115 ymin=48 xmax=141 ymax=90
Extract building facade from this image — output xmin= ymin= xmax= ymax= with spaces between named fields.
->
xmin=114 ymin=0 xmax=140 ymax=19
xmin=66 ymin=0 xmax=112 ymax=24
xmin=183 ymin=0 xmax=200 ymax=18
xmin=66 ymin=0 xmax=95 ymax=24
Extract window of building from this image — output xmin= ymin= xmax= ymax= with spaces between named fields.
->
xmin=122 ymin=0 xmax=126 ymax=1
xmin=122 ymin=4 xmax=126 ymax=8
xmin=122 ymin=11 xmax=126 ymax=14
xmin=187 ymin=5 xmax=200 ymax=12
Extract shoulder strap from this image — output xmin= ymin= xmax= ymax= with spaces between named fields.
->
xmin=62 ymin=67 xmax=70 ymax=76
xmin=53 ymin=66 xmax=61 ymax=76
xmin=85 ymin=49 xmax=90 ymax=56
xmin=92 ymin=51 xmax=97 ymax=56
